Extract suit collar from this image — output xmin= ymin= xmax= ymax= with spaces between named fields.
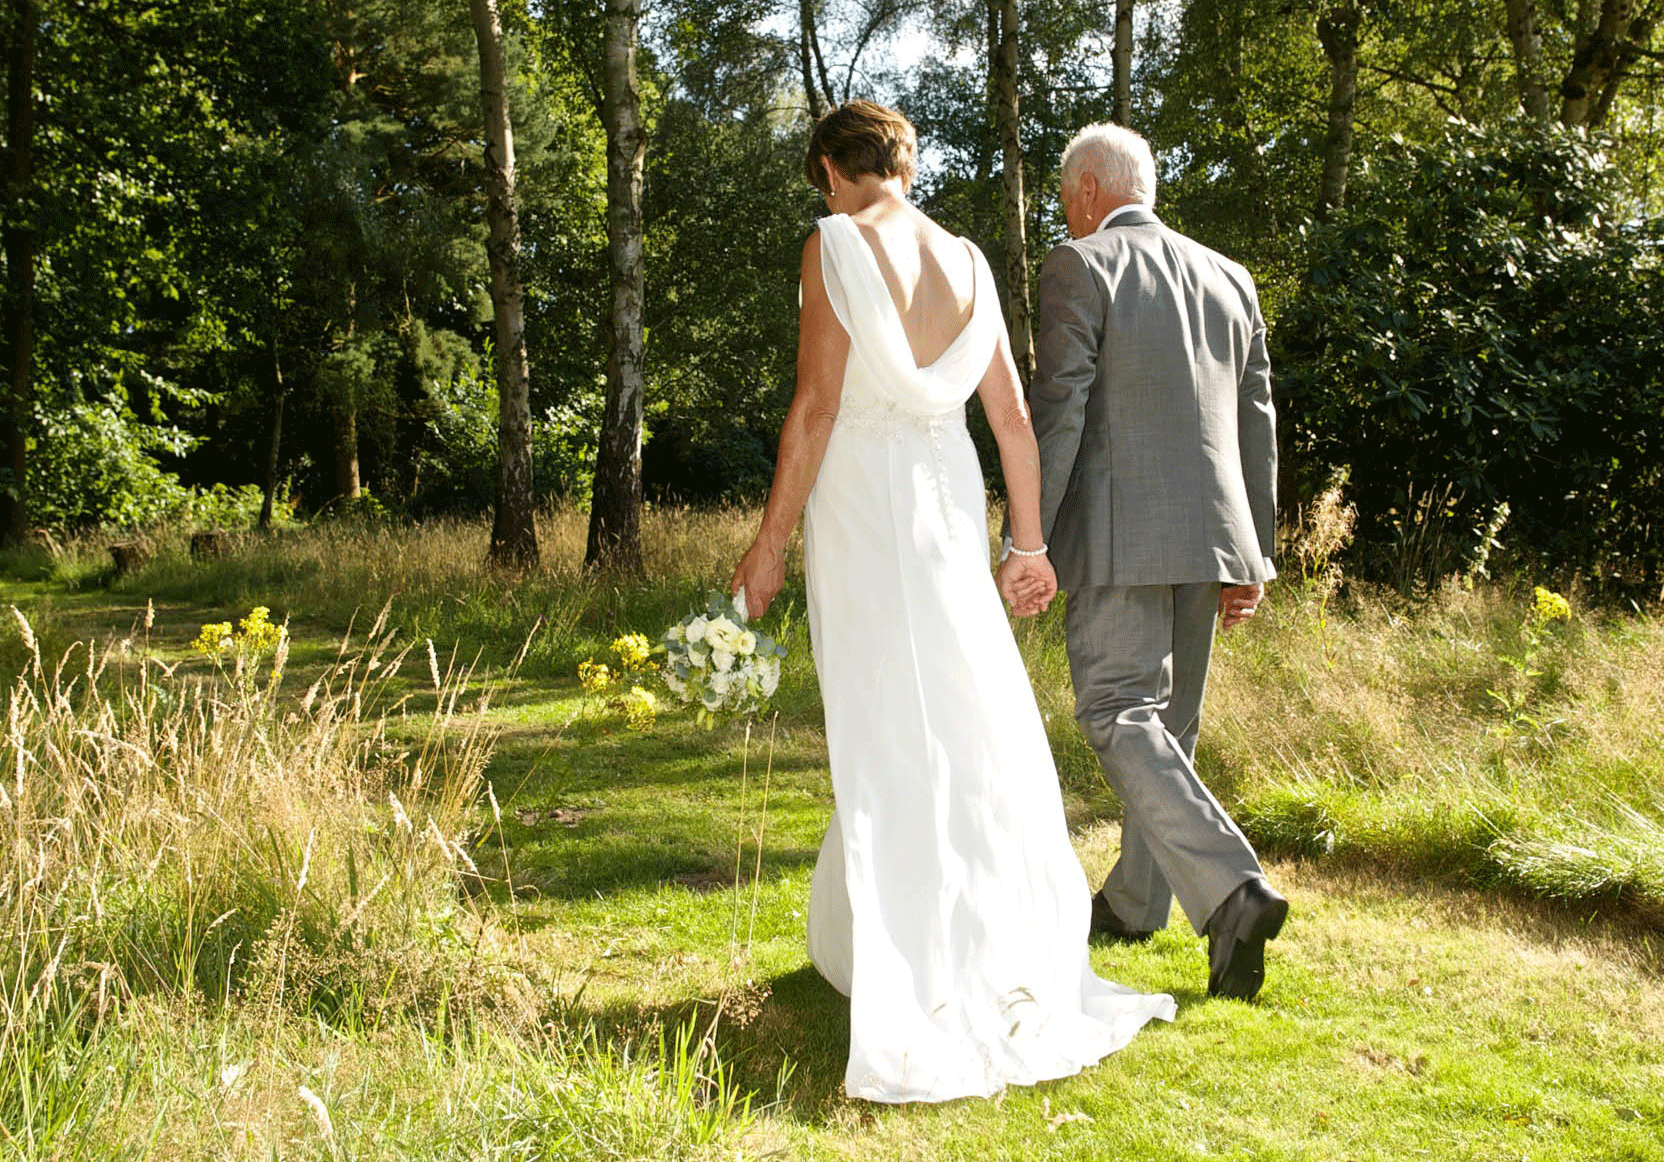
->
xmin=1097 ymin=204 xmax=1160 ymax=230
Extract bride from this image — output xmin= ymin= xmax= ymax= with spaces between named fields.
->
xmin=730 ymin=100 xmax=1174 ymax=1104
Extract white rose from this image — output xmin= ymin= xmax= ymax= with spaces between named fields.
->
xmin=704 ymin=616 xmax=741 ymax=652
xmin=711 ymin=648 xmax=734 ymax=673
xmin=688 ymin=643 xmax=709 ymax=669
xmin=759 ymin=657 xmax=781 ymax=697
xmin=737 ymin=629 xmax=757 ymax=656
xmin=686 ymin=616 xmax=709 ymax=644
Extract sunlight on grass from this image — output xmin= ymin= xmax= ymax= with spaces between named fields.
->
xmin=3 ymin=509 xmax=1663 ymax=1158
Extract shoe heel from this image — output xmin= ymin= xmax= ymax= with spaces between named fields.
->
xmin=1250 ymin=898 xmax=1289 ymax=943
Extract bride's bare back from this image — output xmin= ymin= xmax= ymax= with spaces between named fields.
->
xmin=848 ymin=203 xmax=977 ymax=368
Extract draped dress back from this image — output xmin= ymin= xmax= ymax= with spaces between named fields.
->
xmin=802 ymin=213 xmax=1175 ymax=1104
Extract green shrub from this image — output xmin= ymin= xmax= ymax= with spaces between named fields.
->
xmin=1276 ymin=119 xmax=1664 ymax=590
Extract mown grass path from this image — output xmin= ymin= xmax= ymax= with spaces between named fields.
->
xmin=481 ymin=675 xmax=1664 ymax=1162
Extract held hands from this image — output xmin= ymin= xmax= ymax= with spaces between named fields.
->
xmin=996 ymin=554 xmax=1058 ymax=618
xmin=730 ymin=538 xmax=786 ymax=619
xmin=1219 ymin=583 xmax=1264 ymax=630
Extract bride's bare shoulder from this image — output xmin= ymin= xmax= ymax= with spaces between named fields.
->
xmin=850 ymin=205 xmax=967 ymax=278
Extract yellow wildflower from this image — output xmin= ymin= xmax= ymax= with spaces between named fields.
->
xmin=237 ymin=606 xmax=286 ymax=652
xmin=191 ymin=622 xmax=235 ymax=659
xmin=623 ymin=685 xmax=658 ymax=731
xmin=578 ymin=659 xmax=612 ymax=695
xmin=1531 ymin=586 xmax=1571 ymax=624
xmin=611 ymin=632 xmax=653 ymax=674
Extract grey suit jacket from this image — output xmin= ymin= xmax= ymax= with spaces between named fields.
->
xmin=1029 ymin=206 xmax=1277 ymax=590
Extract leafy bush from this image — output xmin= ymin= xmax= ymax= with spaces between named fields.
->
xmin=27 ymin=401 xmax=276 ymax=534
xmin=28 ymin=402 xmax=195 ymax=532
xmin=1275 ymin=119 xmax=1664 ymax=591
xmin=401 ymin=353 xmax=598 ymax=516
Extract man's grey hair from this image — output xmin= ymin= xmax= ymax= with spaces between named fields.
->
xmin=1060 ymin=123 xmax=1157 ymax=206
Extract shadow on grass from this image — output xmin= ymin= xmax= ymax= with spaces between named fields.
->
xmin=575 ymin=963 xmax=855 ymax=1123
xmin=490 ymin=847 xmax=827 ymax=916
xmin=569 ymin=965 xmax=1222 ymax=1128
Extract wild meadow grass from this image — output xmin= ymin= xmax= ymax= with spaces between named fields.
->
xmin=0 ymin=594 xmax=753 ymax=1159
xmin=2 ymin=505 xmax=1662 ymax=1158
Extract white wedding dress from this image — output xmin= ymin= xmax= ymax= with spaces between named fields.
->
xmin=802 ymin=213 xmax=1176 ymax=1104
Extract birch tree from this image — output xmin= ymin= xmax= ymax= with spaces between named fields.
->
xmin=800 ymin=0 xmax=833 ymax=118
xmin=1113 ymin=0 xmax=1134 ymax=125
xmin=1503 ymin=0 xmax=1551 ymax=121
xmin=1559 ymin=0 xmax=1655 ymax=129
xmin=1315 ymin=1 xmax=1361 ymax=222
xmin=587 ymin=0 xmax=647 ymax=572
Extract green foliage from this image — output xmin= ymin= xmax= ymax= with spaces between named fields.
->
xmin=400 ymin=345 xmax=601 ymax=514
xmin=9 ymin=0 xmax=1664 ymax=561
xmin=1141 ymin=0 xmax=1329 ymax=279
xmin=639 ymin=27 xmax=814 ymax=503
xmin=26 ymin=401 xmax=269 ymax=533
xmin=1276 ymin=119 xmax=1664 ymax=588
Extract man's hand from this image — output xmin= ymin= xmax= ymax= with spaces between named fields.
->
xmin=1219 ymin=583 xmax=1263 ymax=630
xmin=997 ymin=555 xmax=1058 ymax=618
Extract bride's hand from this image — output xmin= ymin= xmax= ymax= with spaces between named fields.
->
xmin=996 ymin=555 xmax=1057 ymax=618
xmin=731 ymin=539 xmax=786 ymax=619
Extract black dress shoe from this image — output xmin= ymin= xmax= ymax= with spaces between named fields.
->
xmin=1204 ymin=877 xmax=1289 ymax=1001
xmin=1089 ymin=892 xmax=1155 ymax=944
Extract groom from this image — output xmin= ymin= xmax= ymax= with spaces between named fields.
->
xmin=1000 ymin=123 xmax=1287 ymax=1001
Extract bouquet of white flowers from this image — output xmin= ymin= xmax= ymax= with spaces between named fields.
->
xmin=663 ymin=589 xmax=786 ymax=727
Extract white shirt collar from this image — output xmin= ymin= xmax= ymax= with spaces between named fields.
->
xmin=1097 ymin=202 xmax=1149 ymax=231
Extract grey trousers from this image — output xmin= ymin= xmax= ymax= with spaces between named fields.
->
xmin=1065 ymin=582 xmax=1264 ymax=935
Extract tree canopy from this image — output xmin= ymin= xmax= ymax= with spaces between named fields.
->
xmin=2 ymin=0 xmax=1660 ymax=588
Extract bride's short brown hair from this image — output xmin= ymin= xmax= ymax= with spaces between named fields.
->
xmin=805 ymin=100 xmax=917 ymax=195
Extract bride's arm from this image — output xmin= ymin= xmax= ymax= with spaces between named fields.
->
xmin=978 ymin=329 xmax=1058 ymax=615
xmin=730 ymin=231 xmax=850 ymax=618
xmin=978 ymin=332 xmax=1058 ymax=617
xmin=979 ymin=330 xmax=1045 ymax=552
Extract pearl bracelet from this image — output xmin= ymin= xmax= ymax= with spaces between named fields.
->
xmin=1007 ymin=543 xmax=1048 ymax=557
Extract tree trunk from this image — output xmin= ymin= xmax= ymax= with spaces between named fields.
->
xmin=1315 ymin=2 xmax=1361 ymax=223
xmin=799 ymin=0 xmax=828 ymax=120
xmin=332 ymin=282 xmax=361 ymax=504
xmin=587 ymin=0 xmax=646 ymax=573
xmin=0 ymin=0 xmax=37 ymax=548
xmin=471 ymin=0 xmax=540 ymax=569
xmin=1560 ymin=0 xmax=1639 ymax=128
xmin=259 ymin=337 xmax=285 ymax=532
xmin=1112 ymin=0 xmax=1134 ymax=125
xmin=333 ymin=401 xmax=361 ymax=501
xmin=1503 ymin=0 xmax=1551 ymax=122
xmin=991 ymin=0 xmax=1033 ymax=385
xmin=1587 ymin=19 xmax=1651 ymax=128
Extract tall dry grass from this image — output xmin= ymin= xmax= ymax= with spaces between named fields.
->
xmin=0 ymin=584 xmax=762 ymax=1158
xmin=16 ymin=507 xmax=783 ymax=683
xmin=0 ymin=601 xmax=512 ymax=1153
xmin=1201 ymin=553 xmax=1664 ymax=924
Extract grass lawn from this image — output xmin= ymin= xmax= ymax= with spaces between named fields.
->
xmin=2 ymin=512 xmax=1662 ymax=1160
